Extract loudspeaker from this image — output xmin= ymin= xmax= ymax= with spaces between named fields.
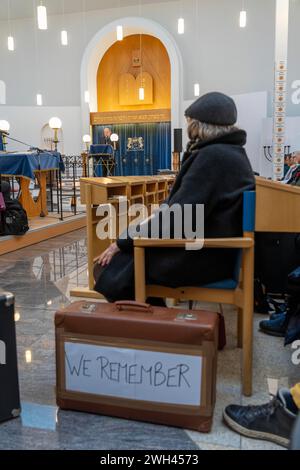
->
xmin=174 ymin=128 xmax=183 ymax=153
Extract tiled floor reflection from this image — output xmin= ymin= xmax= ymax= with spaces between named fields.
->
xmin=0 ymin=229 xmax=198 ymax=450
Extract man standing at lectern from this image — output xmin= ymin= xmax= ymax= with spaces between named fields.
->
xmin=96 ymin=127 xmax=115 ymax=177
xmin=100 ymin=127 xmax=113 ymax=145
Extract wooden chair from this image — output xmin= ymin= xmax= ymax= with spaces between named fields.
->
xmin=134 ymin=192 xmax=256 ymax=396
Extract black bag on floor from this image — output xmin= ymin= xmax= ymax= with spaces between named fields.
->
xmin=0 ymin=291 xmax=21 ymax=423
xmin=255 ymin=233 xmax=300 ymax=294
xmin=288 ymin=267 xmax=300 ymax=287
xmin=0 ymin=181 xmax=11 ymax=202
xmin=285 ymin=302 xmax=300 ymax=346
xmin=284 ymin=272 xmax=300 ymax=345
xmin=0 ymin=199 xmax=29 ymax=236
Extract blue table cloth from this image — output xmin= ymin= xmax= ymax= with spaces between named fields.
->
xmin=89 ymin=144 xmax=114 ymax=156
xmin=0 ymin=151 xmax=64 ymax=179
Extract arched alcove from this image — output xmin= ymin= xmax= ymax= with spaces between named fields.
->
xmin=97 ymin=34 xmax=171 ymax=113
xmin=80 ymin=17 xmax=183 ymax=142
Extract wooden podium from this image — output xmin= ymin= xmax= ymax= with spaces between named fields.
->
xmin=255 ymin=177 xmax=300 ymax=232
xmin=70 ymin=175 xmax=175 ymax=299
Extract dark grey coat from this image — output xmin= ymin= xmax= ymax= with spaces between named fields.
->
xmin=95 ymin=130 xmax=255 ymax=302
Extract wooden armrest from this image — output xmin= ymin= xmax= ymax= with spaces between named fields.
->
xmin=134 ymin=237 xmax=254 ymax=249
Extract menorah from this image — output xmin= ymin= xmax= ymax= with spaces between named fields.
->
xmin=263 ymin=145 xmax=291 ymax=163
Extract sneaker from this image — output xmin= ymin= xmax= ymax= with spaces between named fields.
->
xmin=223 ymin=389 xmax=297 ymax=448
xmin=259 ymin=313 xmax=287 ymax=337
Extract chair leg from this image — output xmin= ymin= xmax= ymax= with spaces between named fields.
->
xmin=237 ymin=308 xmax=243 ymax=349
xmin=134 ymin=247 xmax=146 ymax=303
xmin=242 ymin=243 xmax=254 ymax=397
xmin=189 ymin=300 xmax=194 ymax=310
xmin=242 ymin=302 xmax=253 ymax=396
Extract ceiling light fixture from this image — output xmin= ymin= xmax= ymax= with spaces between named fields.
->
xmin=7 ymin=36 xmax=14 ymax=51
xmin=194 ymin=83 xmax=200 ymax=97
xmin=178 ymin=18 xmax=184 ymax=35
xmin=36 ymin=94 xmax=43 ymax=106
xmin=84 ymin=90 xmax=90 ymax=104
xmin=61 ymin=0 xmax=68 ymax=46
xmin=37 ymin=3 xmax=48 ymax=30
xmin=116 ymin=25 xmax=123 ymax=41
xmin=239 ymin=10 xmax=247 ymax=28
xmin=139 ymin=87 xmax=145 ymax=101
xmin=61 ymin=30 xmax=68 ymax=46
xmin=7 ymin=1 xmax=14 ymax=51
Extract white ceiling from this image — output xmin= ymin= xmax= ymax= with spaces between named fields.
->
xmin=0 ymin=0 xmax=174 ymax=21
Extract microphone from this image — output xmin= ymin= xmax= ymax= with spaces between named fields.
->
xmin=6 ymin=135 xmax=44 ymax=153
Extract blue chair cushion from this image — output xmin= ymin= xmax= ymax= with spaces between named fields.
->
xmin=202 ymin=279 xmax=239 ymax=290
xmin=200 ymin=249 xmax=242 ymax=290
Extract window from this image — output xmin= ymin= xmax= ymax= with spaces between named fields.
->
xmin=0 ymin=81 xmax=6 ymax=105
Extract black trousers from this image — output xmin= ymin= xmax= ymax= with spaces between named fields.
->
xmin=93 ymin=260 xmax=165 ymax=306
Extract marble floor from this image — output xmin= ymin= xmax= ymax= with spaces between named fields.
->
xmin=0 ymin=228 xmax=298 ymax=450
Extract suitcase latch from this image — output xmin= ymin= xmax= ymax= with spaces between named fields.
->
xmin=176 ymin=312 xmax=198 ymax=321
xmin=81 ymin=303 xmax=96 ymax=314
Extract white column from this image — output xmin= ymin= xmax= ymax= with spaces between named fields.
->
xmin=272 ymin=0 xmax=289 ymax=180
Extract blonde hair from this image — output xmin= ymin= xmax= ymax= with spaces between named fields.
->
xmin=187 ymin=117 xmax=238 ymax=142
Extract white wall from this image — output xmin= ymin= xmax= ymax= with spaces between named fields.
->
xmin=3 ymin=107 xmax=82 ymax=155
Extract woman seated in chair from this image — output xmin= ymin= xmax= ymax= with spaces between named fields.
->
xmin=94 ymin=92 xmax=255 ymax=304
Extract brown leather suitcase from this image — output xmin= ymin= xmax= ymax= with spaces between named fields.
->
xmin=55 ymin=301 xmax=219 ymax=432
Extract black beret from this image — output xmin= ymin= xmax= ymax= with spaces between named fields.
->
xmin=185 ymin=92 xmax=237 ymax=126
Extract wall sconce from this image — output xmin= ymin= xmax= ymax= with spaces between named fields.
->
xmin=49 ymin=117 xmax=62 ymax=151
xmin=110 ymin=133 xmax=119 ymax=150
xmin=0 ymin=120 xmax=10 ymax=150
xmin=83 ymin=134 xmax=91 ymax=152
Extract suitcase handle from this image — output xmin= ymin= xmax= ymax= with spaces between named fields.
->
xmin=115 ymin=301 xmax=153 ymax=314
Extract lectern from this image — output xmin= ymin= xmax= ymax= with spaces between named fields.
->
xmin=70 ymin=175 xmax=175 ymax=299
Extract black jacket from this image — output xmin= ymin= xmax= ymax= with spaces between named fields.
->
xmin=95 ymin=130 xmax=255 ymax=301
xmin=99 ymin=136 xmax=112 ymax=145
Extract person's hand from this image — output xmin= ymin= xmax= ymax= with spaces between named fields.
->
xmin=94 ymin=242 xmax=120 ymax=267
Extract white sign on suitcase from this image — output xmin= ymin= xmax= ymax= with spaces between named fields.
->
xmin=64 ymin=342 xmax=202 ymax=406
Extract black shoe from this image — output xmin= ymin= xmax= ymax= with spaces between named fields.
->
xmin=259 ymin=313 xmax=287 ymax=337
xmin=223 ymin=389 xmax=297 ymax=448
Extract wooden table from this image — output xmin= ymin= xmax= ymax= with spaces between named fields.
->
xmin=0 ymin=151 xmax=63 ymax=218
